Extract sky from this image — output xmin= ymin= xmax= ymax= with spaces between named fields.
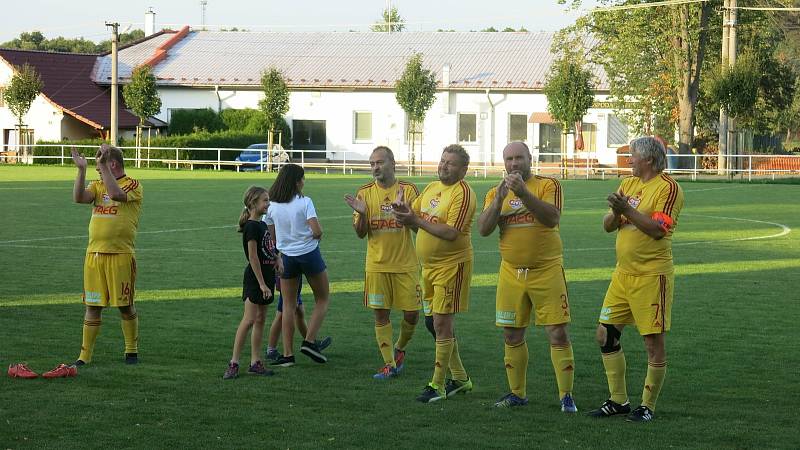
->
xmin=0 ymin=0 xmax=599 ymax=42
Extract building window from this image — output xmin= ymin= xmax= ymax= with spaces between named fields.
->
xmin=353 ymin=111 xmax=372 ymax=142
xmin=607 ymin=114 xmax=629 ymax=146
xmin=509 ymin=114 xmax=528 ymax=142
xmin=458 ymin=113 xmax=477 ymax=143
xmin=581 ymin=123 xmax=597 ymax=152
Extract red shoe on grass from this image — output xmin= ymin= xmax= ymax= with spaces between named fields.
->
xmin=8 ymin=363 xmax=39 ymax=379
xmin=43 ymin=363 xmax=78 ymax=379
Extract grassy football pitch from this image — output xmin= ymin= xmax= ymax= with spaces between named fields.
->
xmin=1 ymin=166 xmax=798 ymax=449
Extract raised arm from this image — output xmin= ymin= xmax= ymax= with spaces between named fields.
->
xmin=96 ymin=146 xmax=127 ymax=202
xmin=71 ymin=148 xmax=95 ymax=204
xmin=344 ymin=193 xmax=369 ymax=239
xmin=477 ymin=181 xmax=507 ymax=236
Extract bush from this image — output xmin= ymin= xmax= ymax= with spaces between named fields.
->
xmin=220 ymin=108 xmax=292 ymax=147
xmin=168 ymin=108 xmax=225 ymax=135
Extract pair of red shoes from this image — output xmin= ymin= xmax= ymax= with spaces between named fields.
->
xmin=7 ymin=363 xmax=77 ymax=379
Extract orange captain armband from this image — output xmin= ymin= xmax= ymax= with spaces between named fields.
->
xmin=651 ymin=211 xmax=674 ymax=233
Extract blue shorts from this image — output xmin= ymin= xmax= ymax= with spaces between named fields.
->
xmin=276 ymin=276 xmax=303 ymax=313
xmin=280 ymin=246 xmax=326 ymax=279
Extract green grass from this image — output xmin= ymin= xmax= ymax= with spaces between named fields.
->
xmin=1 ymin=166 xmax=799 ymax=449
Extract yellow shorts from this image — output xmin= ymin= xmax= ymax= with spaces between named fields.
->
xmin=363 ymin=271 xmax=422 ymax=311
xmin=421 ymin=261 xmax=472 ymax=316
xmin=495 ymin=261 xmax=570 ymax=327
xmin=83 ymin=252 xmax=137 ymax=307
xmin=599 ymin=270 xmax=673 ymax=335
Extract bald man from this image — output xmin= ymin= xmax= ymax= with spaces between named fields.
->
xmin=477 ymin=141 xmax=576 ymax=411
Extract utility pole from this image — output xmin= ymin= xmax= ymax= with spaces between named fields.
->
xmin=718 ymin=0 xmax=729 ymax=175
xmin=727 ymin=0 xmax=738 ymax=177
xmin=105 ymin=21 xmax=119 ymax=146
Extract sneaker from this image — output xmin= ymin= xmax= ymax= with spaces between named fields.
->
xmin=43 ymin=363 xmax=77 ymax=379
xmin=587 ymin=399 xmax=632 ymax=418
xmin=72 ymin=360 xmax=86 ymax=367
xmin=7 ymin=363 xmax=38 ymax=379
xmin=373 ymin=364 xmax=399 ymax=380
xmin=223 ymin=362 xmax=239 ymax=380
xmin=444 ymin=378 xmax=473 ymax=397
xmin=271 ymin=355 xmax=295 ymax=367
xmin=125 ymin=353 xmax=138 ymax=365
xmin=248 ymin=361 xmax=275 ymax=376
xmin=561 ymin=393 xmax=578 ymax=413
xmin=494 ymin=393 xmax=529 ymax=408
xmin=416 ymin=384 xmax=445 ymax=403
xmin=265 ymin=348 xmax=281 ymax=362
xmin=627 ymin=405 xmax=655 ymax=423
xmin=316 ymin=336 xmax=332 ymax=352
xmin=300 ymin=340 xmax=327 ymax=363
xmin=394 ymin=348 xmax=406 ymax=372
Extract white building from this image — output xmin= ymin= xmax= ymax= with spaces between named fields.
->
xmin=93 ymin=29 xmax=629 ymax=165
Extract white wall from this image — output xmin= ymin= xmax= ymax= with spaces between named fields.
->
xmin=155 ymin=85 xmax=626 ymax=165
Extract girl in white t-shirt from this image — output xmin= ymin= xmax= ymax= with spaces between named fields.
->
xmin=264 ymin=164 xmax=330 ymax=366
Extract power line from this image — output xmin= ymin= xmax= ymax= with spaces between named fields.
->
xmin=590 ymin=0 xmax=708 ymax=13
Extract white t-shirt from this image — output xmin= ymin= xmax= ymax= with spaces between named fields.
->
xmin=263 ymin=195 xmax=319 ymax=256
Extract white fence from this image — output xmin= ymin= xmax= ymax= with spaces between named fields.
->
xmin=2 ymin=144 xmax=799 ymax=180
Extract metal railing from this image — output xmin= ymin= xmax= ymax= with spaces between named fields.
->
xmin=2 ymin=144 xmax=799 ymax=180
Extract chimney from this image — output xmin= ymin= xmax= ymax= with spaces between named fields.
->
xmin=442 ymin=64 xmax=451 ymax=88
xmin=145 ymin=8 xmax=156 ymax=36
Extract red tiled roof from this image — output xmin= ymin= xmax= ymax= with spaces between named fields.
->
xmin=0 ymin=48 xmax=140 ymax=129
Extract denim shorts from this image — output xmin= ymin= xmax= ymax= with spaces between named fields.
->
xmin=280 ymin=246 xmax=326 ymax=279
xmin=276 ymin=276 xmax=303 ymax=312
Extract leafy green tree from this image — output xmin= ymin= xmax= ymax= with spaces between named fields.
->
xmin=708 ymin=52 xmax=760 ymax=126
xmin=122 ymin=65 xmax=162 ymax=162
xmin=560 ymin=0 xmax=713 ymax=155
xmin=371 ymin=7 xmax=405 ymax=32
xmin=395 ymin=53 xmax=437 ymax=174
xmin=259 ymin=68 xmax=291 ymax=161
xmin=543 ymin=56 xmax=594 ymax=176
xmin=2 ymin=63 xmax=42 ymax=162
xmin=482 ymin=27 xmax=499 ymax=32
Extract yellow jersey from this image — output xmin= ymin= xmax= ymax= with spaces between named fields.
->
xmin=483 ymin=175 xmax=563 ymax=268
xmin=412 ymin=180 xmax=476 ymax=267
xmin=354 ymin=180 xmax=420 ymax=273
xmin=87 ymin=176 xmax=143 ymax=254
xmin=615 ymin=174 xmax=683 ymax=275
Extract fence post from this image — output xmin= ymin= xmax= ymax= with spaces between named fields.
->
xmin=217 ymin=148 xmax=221 ymax=171
xmin=301 ymin=150 xmax=305 ymax=168
xmin=748 ymin=155 xmax=752 ymax=182
xmin=175 ymin=148 xmax=179 ymax=170
xmin=61 ymin=145 xmax=65 ymax=166
xmin=342 ymin=150 xmax=346 ymax=175
xmin=693 ymin=154 xmax=698 ymax=181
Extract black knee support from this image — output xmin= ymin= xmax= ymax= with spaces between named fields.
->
xmin=425 ymin=315 xmax=436 ymax=339
xmin=600 ymin=323 xmax=622 ymax=353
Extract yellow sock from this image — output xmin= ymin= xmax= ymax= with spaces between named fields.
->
xmin=121 ymin=313 xmax=139 ymax=354
xmin=448 ymin=338 xmax=468 ymax=381
xmin=432 ymin=338 xmax=454 ymax=388
xmin=550 ymin=344 xmax=575 ymax=399
xmin=504 ymin=341 xmax=528 ymax=398
xmin=374 ymin=323 xmax=395 ymax=367
xmin=394 ymin=319 xmax=416 ymax=351
xmin=78 ymin=319 xmax=102 ymax=363
xmin=641 ymin=361 xmax=667 ymax=411
xmin=602 ymin=350 xmax=628 ymax=404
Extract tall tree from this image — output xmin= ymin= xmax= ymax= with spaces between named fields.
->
xmin=259 ymin=67 xmax=290 ymax=166
xmin=122 ymin=65 xmax=162 ymax=163
xmin=371 ymin=7 xmax=405 ymax=32
xmin=2 ymin=63 xmax=42 ymax=162
xmin=560 ymin=0 xmax=713 ymax=156
xmin=543 ymin=55 xmax=595 ymax=176
xmin=395 ymin=53 xmax=437 ymax=174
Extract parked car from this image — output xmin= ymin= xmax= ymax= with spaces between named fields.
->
xmin=235 ymin=144 xmax=288 ymax=171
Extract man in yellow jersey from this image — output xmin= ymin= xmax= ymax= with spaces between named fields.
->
xmin=477 ymin=141 xmax=577 ymax=411
xmin=392 ymin=144 xmax=476 ymax=403
xmin=344 ymin=146 xmax=421 ymax=379
xmin=55 ymin=145 xmax=143 ymax=373
xmin=588 ymin=136 xmax=684 ymax=422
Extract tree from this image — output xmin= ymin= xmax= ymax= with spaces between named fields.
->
xmin=395 ymin=53 xmax=437 ymax=175
xmin=371 ymin=7 xmax=405 ymax=32
xmin=259 ymin=68 xmax=290 ymax=167
xmin=2 ymin=29 xmax=146 ymax=53
xmin=122 ymin=65 xmax=162 ymax=165
xmin=560 ymin=0 xmax=713 ymax=156
xmin=2 ymin=63 xmax=42 ymax=162
xmin=543 ymin=56 xmax=595 ymax=176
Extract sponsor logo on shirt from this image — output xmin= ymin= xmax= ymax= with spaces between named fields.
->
xmin=509 ymin=198 xmax=523 ymax=209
